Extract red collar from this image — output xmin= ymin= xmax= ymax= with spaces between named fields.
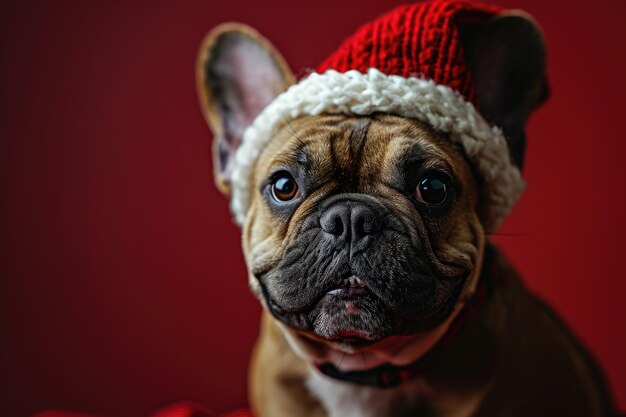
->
xmin=316 ymin=246 xmax=496 ymax=388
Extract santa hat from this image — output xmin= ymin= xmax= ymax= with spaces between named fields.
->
xmin=230 ymin=0 xmax=524 ymax=232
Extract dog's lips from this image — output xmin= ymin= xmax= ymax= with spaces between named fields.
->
xmin=262 ymin=273 xmax=370 ymax=315
xmin=266 ymin=286 xmax=374 ymax=329
xmin=327 ymin=286 xmax=369 ymax=296
xmin=261 ymin=269 xmax=469 ymax=348
xmin=326 ymin=275 xmax=369 ymax=297
xmin=262 ymin=275 xmax=389 ymax=345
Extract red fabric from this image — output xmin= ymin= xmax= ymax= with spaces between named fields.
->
xmin=151 ymin=402 xmax=216 ymax=417
xmin=151 ymin=402 xmax=252 ymax=417
xmin=32 ymin=404 xmax=253 ymax=417
xmin=317 ymin=0 xmax=503 ymax=103
xmin=34 ymin=413 xmax=109 ymax=417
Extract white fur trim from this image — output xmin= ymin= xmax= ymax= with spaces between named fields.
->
xmin=230 ymin=68 xmax=524 ymax=232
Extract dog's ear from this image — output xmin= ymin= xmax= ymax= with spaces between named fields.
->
xmin=196 ymin=24 xmax=295 ymax=196
xmin=461 ymin=11 xmax=548 ymax=168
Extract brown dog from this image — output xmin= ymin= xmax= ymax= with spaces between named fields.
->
xmin=196 ymin=3 xmax=616 ymax=417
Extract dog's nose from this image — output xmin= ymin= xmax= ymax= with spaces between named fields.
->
xmin=320 ymin=201 xmax=382 ymax=243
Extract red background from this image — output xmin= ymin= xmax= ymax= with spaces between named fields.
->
xmin=1 ymin=1 xmax=625 ymax=416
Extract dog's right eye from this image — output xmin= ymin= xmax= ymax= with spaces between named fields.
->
xmin=270 ymin=172 xmax=300 ymax=202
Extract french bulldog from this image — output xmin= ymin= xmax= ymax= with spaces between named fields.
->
xmin=195 ymin=2 xmax=617 ymax=416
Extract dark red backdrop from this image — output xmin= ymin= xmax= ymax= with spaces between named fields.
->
xmin=1 ymin=1 xmax=625 ymax=416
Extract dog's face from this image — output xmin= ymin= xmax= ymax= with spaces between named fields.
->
xmin=246 ymin=114 xmax=482 ymax=348
xmin=197 ymin=16 xmax=545 ymax=362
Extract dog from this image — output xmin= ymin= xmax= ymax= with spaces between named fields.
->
xmin=195 ymin=1 xmax=616 ymax=416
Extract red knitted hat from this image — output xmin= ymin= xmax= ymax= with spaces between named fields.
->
xmin=317 ymin=0 xmax=503 ymax=104
xmin=230 ymin=0 xmax=525 ymax=232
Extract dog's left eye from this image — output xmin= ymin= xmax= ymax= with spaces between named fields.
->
xmin=270 ymin=172 xmax=300 ymax=202
xmin=415 ymin=171 xmax=450 ymax=205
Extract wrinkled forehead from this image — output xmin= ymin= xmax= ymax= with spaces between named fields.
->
xmin=254 ymin=114 xmax=473 ymax=187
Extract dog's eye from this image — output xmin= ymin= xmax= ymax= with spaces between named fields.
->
xmin=415 ymin=172 xmax=449 ymax=205
xmin=271 ymin=172 xmax=300 ymax=202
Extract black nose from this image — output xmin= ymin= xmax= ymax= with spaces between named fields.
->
xmin=320 ymin=201 xmax=382 ymax=244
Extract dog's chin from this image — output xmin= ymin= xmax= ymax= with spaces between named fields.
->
xmin=310 ymin=289 xmax=394 ymax=348
xmin=279 ymin=294 xmax=468 ymax=373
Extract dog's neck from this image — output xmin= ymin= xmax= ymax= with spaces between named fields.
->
xmin=312 ymin=244 xmax=496 ymax=388
xmin=306 ymin=245 xmax=500 ymax=417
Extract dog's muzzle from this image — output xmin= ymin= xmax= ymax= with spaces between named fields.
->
xmin=257 ymin=193 xmax=467 ymax=347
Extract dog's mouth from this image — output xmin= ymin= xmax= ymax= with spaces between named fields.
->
xmin=261 ymin=271 xmax=465 ymax=349
xmin=315 ymin=275 xmax=380 ymax=345
xmin=326 ymin=275 xmax=368 ymax=296
xmin=264 ymin=276 xmax=386 ymax=348
xmin=266 ymin=274 xmax=372 ymax=317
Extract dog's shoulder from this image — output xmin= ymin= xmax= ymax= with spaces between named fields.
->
xmin=480 ymin=244 xmax=615 ymax=416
